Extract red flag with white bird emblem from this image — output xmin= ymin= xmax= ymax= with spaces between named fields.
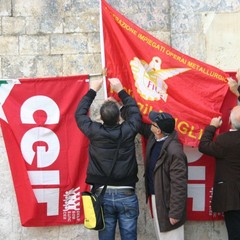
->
xmin=101 ymin=0 xmax=237 ymax=221
xmin=101 ymin=0 xmax=229 ymax=147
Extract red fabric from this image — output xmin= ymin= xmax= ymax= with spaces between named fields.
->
xmin=102 ymin=0 xmax=237 ymax=221
xmin=102 ymin=0 xmax=229 ymax=147
xmin=0 ymin=75 xmax=90 ymax=226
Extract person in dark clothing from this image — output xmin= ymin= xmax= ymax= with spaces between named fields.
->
xmin=199 ymin=105 xmax=240 ymax=240
xmin=75 ymin=78 xmax=141 ymax=240
xmin=139 ymin=111 xmax=188 ymax=240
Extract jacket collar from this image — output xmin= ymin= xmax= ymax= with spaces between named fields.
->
xmin=156 ymin=130 xmax=177 ymax=163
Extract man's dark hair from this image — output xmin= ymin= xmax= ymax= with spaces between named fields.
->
xmin=100 ymin=101 xmax=120 ymax=126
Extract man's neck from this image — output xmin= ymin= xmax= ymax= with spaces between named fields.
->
xmin=155 ymin=134 xmax=168 ymax=142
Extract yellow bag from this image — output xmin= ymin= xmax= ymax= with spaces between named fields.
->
xmin=82 ymin=191 xmax=105 ymax=230
xmin=82 ymin=136 xmax=121 ymax=231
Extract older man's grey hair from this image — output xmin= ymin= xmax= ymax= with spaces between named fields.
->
xmin=230 ymin=106 xmax=240 ymax=130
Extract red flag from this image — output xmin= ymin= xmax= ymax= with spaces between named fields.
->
xmin=101 ymin=0 xmax=237 ymax=221
xmin=102 ymin=0 xmax=229 ymax=147
xmin=0 ymin=75 xmax=89 ymax=226
xmin=187 ymin=73 xmax=237 ymax=220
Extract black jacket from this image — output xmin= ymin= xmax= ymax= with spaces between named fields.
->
xmin=75 ymin=89 xmax=141 ymax=186
xmin=199 ymin=125 xmax=240 ymax=212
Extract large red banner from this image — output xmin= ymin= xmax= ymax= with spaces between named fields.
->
xmin=102 ymin=0 xmax=229 ymax=147
xmin=101 ymin=0 xmax=237 ymax=220
xmin=0 ymin=75 xmax=89 ymax=226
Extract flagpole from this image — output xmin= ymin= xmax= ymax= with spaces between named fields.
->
xmin=99 ymin=0 xmax=108 ymax=100
xmin=89 ymin=69 xmax=107 ymax=78
xmin=1 ymin=73 xmax=106 ymax=81
xmin=0 ymin=79 xmax=19 ymax=81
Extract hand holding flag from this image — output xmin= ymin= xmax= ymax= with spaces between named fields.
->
xmin=90 ymin=78 xmax=103 ymax=92
xmin=109 ymin=78 xmax=123 ymax=93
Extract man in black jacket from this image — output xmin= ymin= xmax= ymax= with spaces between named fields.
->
xmin=75 ymin=78 xmax=141 ymax=240
xmin=199 ymin=106 xmax=240 ymax=240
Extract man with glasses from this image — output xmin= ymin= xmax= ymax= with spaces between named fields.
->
xmin=139 ymin=111 xmax=188 ymax=240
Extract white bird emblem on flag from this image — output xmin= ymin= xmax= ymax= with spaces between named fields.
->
xmin=130 ymin=56 xmax=190 ymax=101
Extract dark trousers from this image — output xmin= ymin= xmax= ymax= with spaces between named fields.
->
xmin=224 ymin=210 xmax=240 ymax=240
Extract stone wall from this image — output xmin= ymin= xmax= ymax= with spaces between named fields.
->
xmin=0 ymin=0 xmax=240 ymax=239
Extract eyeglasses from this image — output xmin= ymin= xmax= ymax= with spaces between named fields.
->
xmin=151 ymin=123 xmax=159 ymax=128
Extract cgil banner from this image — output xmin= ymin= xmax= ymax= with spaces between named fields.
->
xmin=0 ymin=75 xmax=90 ymax=226
xmin=101 ymin=0 xmax=230 ymax=147
xmin=101 ymin=0 xmax=237 ymax=220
